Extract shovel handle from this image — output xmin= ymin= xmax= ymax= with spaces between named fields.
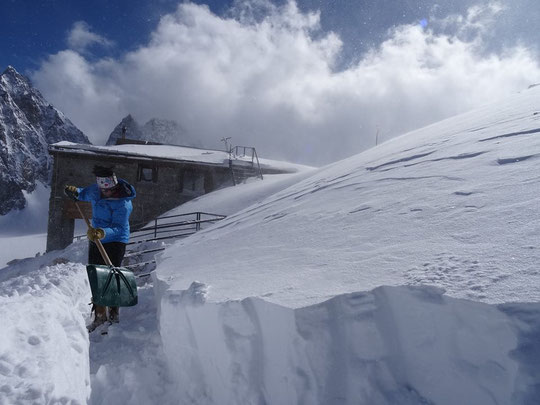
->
xmin=75 ymin=201 xmax=114 ymax=267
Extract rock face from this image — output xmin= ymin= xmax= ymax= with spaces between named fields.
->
xmin=0 ymin=66 xmax=90 ymax=214
xmin=105 ymin=114 xmax=144 ymax=145
xmin=106 ymin=115 xmax=201 ymax=147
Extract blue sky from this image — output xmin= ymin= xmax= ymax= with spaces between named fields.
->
xmin=2 ymin=1 xmax=540 ymax=165
xmin=6 ymin=0 xmax=533 ymax=74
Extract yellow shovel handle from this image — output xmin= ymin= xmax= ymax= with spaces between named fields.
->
xmin=75 ymin=201 xmax=113 ymax=267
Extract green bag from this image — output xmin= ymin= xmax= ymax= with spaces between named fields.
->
xmin=86 ymin=264 xmax=138 ymax=307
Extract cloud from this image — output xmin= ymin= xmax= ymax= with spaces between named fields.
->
xmin=33 ymin=1 xmax=540 ymax=166
xmin=67 ymin=21 xmax=114 ymax=52
xmin=432 ymin=2 xmax=505 ymax=43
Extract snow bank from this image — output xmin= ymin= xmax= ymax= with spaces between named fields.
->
xmin=0 ymin=249 xmax=90 ymax=404
xmin=158 ymin=172 xmax=317 ymax=218
xmin=156 ymin=283 xmax=538 ymax=404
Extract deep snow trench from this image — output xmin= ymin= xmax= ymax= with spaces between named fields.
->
xmin=2 ymin=258 xmax=540 ymax=405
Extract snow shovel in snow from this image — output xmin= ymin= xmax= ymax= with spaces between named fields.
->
xmin=75 ymin=202 xmax=138 ymax=307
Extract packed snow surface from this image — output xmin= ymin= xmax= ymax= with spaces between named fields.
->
xmin=1 ymin=86 xmax=540 ymax=404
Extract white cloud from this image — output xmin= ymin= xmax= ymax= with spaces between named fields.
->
xmin=67 ymin=21 xmax=114 ymax=52
xmin=433 ymin=2 xmax=505 ymax=43
xmin=33 ymin=1 xmax=540 ymax=165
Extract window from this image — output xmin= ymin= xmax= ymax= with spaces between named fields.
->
xmin=182 ymin=169 xmax=205 ymax=195
xmin=137 ymin=164 xmax=157 ymax=182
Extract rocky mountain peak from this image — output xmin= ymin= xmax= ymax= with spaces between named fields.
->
xmin=0 ymin=66 xmax=91 ymax=215
xmin=1 ymin=66 xmax=33 ymax=96
xmin=106 ymin=114 xmax=144 ymax=145
xmin=105 ymin=115 xmax=201 ymax=147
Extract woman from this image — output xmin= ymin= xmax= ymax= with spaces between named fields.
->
xmin=65 ymin=165 xmax=136 ymax=332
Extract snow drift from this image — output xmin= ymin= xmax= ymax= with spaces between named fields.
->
xmin=157 ymin=283 xmax=539 ymax=404
xmin=0 ymin=255 xmax=90 ymax=404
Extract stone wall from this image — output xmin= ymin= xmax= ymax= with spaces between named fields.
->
xmin=46 ymin=151 xmax=232 ymax=252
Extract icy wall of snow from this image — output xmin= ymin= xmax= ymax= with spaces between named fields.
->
xmin=156 ymin=283 xmax=539 ymax=405
xmin=0 ymin=258 xmax=90 ymax=404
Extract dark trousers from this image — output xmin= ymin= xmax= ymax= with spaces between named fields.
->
xmin=88 ymin=241 xmax=126 ymax=267
xmin=88 ymin=241 xmax=127 ymax=320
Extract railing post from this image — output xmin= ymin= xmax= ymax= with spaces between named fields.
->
xmin=196 ymin=213 xmax=201 ymax=231
xmin=154 ymin=218 xmax=158 ymax=238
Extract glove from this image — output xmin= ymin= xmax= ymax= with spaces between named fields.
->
xmin=87 ymin=227 xmax=105 ymax=242
xmin=64 ymin=185 xmax=79 ymax=200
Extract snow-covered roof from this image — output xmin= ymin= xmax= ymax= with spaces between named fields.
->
xmin=50 ymin=141 xmax=231 ymax=166
xmin=49 ymin=141 xmax=313 ymax=172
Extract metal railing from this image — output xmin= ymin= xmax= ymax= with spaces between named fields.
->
xmin=128 ymin=212 xmax=226 ymax=245
xmin=122 ymin=211 xmax=226 ymax=274
xmin=74 ymin=211 xmax=226 ymax=244
xmin=73 ymin=211 xmax=226 ymax=276
xmin=229 ymin=146 xmax=263 ymax=184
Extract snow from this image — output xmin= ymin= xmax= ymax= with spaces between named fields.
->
xmin=51 ymin=141 xmax=313 ymax=173
xmin=0 ymin=243 xmax=90 ymax=404
xmin=0 ymin=182 xmax=50 ymax=267
xmin=2 ymin=86 xmax=540 ymax=404
xmin=155 ymin=86 xmax=540 ymax=307
xmin=158 ymin=285 xmax=532 ymax=404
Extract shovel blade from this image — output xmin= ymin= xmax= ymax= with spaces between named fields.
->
xmin=86 ymin=264 xmax=138 ymax=307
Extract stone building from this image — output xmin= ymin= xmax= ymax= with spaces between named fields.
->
xmin=46 ymin=140 xmax=293 ymax=252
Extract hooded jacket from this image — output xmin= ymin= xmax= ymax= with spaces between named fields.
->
xmin=77 ymin=179 xmax=136 ymax=244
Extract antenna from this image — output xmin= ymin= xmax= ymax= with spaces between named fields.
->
xmin=221 ymin=137 xmax=231 ymax=153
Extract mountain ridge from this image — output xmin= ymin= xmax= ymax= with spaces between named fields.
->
xmin=106 ymin=114 xmax=201 ymax=147
xmin=0 ymin=66 xmax=90 ymax=214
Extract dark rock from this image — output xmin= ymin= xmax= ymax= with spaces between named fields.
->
xmin=0 ymin=65 xmax=91 ymax=214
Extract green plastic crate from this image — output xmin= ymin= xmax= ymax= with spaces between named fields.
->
xmin=86 ymin=264 xmax=138 ymax=307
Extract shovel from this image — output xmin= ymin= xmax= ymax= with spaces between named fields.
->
xmin=75 ymin=201 xmax=138 ymax=307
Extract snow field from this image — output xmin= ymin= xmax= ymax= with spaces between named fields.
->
xmin=0 ymin=262 xmax=90 ymax=404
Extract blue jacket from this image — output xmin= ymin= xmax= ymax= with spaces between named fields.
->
xmin=77 ymin=179 xmax=136 ymax=244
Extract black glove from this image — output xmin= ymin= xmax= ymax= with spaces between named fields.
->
xmin=64 ymin=185 xmax=79 ymax=200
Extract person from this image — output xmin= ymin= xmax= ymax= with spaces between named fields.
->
xmin=64 ymin=165 xmax=136 ymax=332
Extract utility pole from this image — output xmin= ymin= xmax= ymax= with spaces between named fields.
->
xmin=375 ymin=126 xmax=380 ymax=146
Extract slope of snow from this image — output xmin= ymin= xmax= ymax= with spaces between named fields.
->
xmin=157 ymin=171 xmax=318 ymax=218
xmin=155 ymin=86 xmax=540 ymax=307
xmin=1 ymin=86 xmax=540 ymax=404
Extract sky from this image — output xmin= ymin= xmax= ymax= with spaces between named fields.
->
xmin=2 ymin=83 xmax=540 ymax=404
xmin=2 ymin=0 xmax=540 ymax=165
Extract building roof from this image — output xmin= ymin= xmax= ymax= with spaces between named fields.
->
xmin=50 ymin=141 xmax=231 ymax=166
xmin=49 ymin=141 xmax=315 ymax=173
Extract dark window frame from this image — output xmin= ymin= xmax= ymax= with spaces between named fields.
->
xmin=137 ymin=164 xmax=158 ymax=182
xmin=181 ymin=168 xmax=205 ymax=194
